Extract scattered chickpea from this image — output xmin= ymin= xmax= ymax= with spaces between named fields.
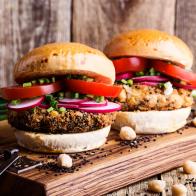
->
xmin=183 ymin=160 xmax=196 ymax=174
xmin=148 ymin=180 xmax=166 ymax=193
xmin=172 ymin=184 xmax=187 ymax=196
xmin=192 ymin=117 xmax=196 ymax=127
xmin=57 ymin=154 xmax=73 ymax=168
xmin=50 ymin=110 xmax=59 ymax=117
xmin=119 ymin=126 xmax=136 ymax=141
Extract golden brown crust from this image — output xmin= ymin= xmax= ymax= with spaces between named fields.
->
xmin=14 ymin=42 xmax=115 ymax=84
xmin=104 ymin=29 xmax=193 ymax=69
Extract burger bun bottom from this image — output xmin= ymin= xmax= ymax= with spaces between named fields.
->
xmin=112 ymin=107 xmax=191 ymax=134
xmin=14 ymin=126 xmax=111 ymax=153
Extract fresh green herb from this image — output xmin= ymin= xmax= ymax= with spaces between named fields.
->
xmin=38 ymin=78 xmax=45 ymax=84
xmin=51 ymin=77 xmax=55 ymax=83
xmin=11 ymin=100 xmax=21 ymax=105
xmin=127 ymin=79 xmax=133 ymax=86
xmin=135 ymin=71 xmax=144 ymax=76
xmin=23 ymin=82 xmax=32 ymax=87
xmin=47 ymin=107 xmax=54 ymax=112
xmin=149 ymin=68 xmax=156 ymax=76
xmin=31 ymin=108 xmax=36 ymax=113
xmin=58 ymin=92 xmax=64 ymax=98
xmin=50 ymin=100 xmax=58 ymax=109
xmin=72 ymin=92 xmax=80 ymax=99
xmin=121 ymin=79 xmax=127 ymax=84
xmin=158 ymin=83 xmax=164 ymax=88
xmin=45 ymin=78 xmax=50 ymax=83
xmin=191 ymin=90 xmax=196 ymax=99
xmin=59 ymin=107 xmax=66 ymax=113
xmin=45 ymin=94 xmax=53 ymax=101
xmin=95 ymin=96 xmax=104 ymax=103
xmin=31 ymin=80 xmax=37 ymax=85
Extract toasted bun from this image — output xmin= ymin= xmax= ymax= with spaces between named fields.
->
xmin=104 ymin=29 xmax=193 ymax=69
xmin=112 ymin=107 xmax=191 ymax=134
xmin=14 ymin=43 xmax=115 ymax=84
xmin=14 ymin=126 xmax=111 ymax=153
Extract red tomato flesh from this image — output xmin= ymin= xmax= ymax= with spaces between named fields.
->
xmin=0 ymin=81 xmax=63 ymax=100
xmin=152 ymin=60 xmax=196 ymax=86
xmin=64 ymin=79 xmax=122 ymax=98
xmin=112 ymin=57 xmax=147 ymax=74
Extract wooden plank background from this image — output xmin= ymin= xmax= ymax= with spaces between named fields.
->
xmin=0 ymin=0 xmax=196 ymax=87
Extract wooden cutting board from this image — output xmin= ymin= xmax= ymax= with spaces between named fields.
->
xmin=0 ymin=120 xmax=196 ymax=196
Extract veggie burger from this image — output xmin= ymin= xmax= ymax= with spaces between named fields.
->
xmin=0 ymin=43 xmax=122 ymax=153
xmin=104 ymin=29 xmax=196 ymax=134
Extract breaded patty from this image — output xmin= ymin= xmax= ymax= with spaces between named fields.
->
xmin=8 ymin=107 xmax=116 ymax=134
xmin=116 ymin=84 xmax=193 ymax=111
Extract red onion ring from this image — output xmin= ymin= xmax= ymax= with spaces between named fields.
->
xmin=132 ymin=76 xmax=169 ymax=82
xmin=172 ymin=82 xmax=196 ymax=90
xmin=116 ymin=72 xmax=133 ymax=80
xmin=8 ymin=96 xmax=44 ymax=111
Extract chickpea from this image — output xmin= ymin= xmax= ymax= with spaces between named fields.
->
xmin=57 ymin=154 xmax=73 ymax=168
xmin=183 ymin=160 xmax=196 ymax=174
xmin=148 ymin=180 xmax=166 ymax=193
xmin=119 ymin=126 xmax=136 ymax=141
xmin=192 ymin=117 xmax=196 ymax=127
xmin=172 ymin=184 xmax=187 ymax=196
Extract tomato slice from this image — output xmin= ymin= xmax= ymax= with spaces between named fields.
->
xmin=152 ymin=60 xmax=196 ymax=86
xmin=0 ymin=81 xmax=63 ymax=100
xmin=64 ymin=79 xmax=122 ymax=97
xmin=112 ymin=57 xmax=147 ymax=74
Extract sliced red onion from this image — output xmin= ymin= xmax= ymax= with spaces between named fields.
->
xmin=132 ymin=76 xmax=169 ymax=82
xmin=137 ymin=81 xmax=160 ymax=86
xmin=172 ymin=82 xmax=196 ymax=90
xmin=79 ymin=100 xmax=108 ymax=107
xmin=58 ymin=98 xmax=87 ymax=105
xmin=8 ymin=96 xmax=44 ymax=111
xmin=39 ymin=103 xmax=50 ymax=109
xmin=79 ymin=102 xmax=121 ymax=113
xmin=57 ymin=103 xmax=79 ymax=109
xmin=116 ymin=72 xmax=133 ymax=80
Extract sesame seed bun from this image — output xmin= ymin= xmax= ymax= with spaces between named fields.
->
xmin=14 ymin=43 xmax=115 ymax=84
xmin=104 ymin=29 xmax=193 ymax=69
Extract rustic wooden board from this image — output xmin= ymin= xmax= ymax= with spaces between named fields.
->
xmin=0 ymin=121 xmax=196 ymax=196
xmin=72 ymin=0 xmax=176 ymax=50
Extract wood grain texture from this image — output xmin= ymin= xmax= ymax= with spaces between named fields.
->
xmin=175 ymin=0 xmax=196 ymax=71
xmin=72 ymin=0 xmax=176 ymax=50
xmin=0 ymin=0 xmax=71 ymax=87
xmin=161 ymin=168 xmax=196 ymax=196
xmin=107 ymin=176 xmax=158 ymax=196
xmin=0 ymin=121 xmax=196 ymax=196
